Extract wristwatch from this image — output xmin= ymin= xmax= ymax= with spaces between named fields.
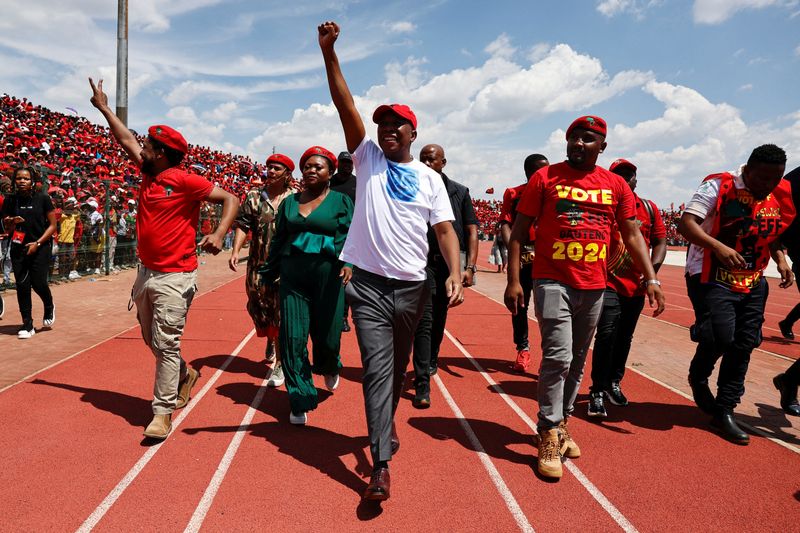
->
xmin=466 ymin=264 xmax=477 ymax=274
xmin=645 ymin=279 xmax=661 ymax=286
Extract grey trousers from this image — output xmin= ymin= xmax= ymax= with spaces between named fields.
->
xmin=345 ymin=267 xmax=428 ymax=464
xmin=533 ymin=280 xmax=604 ymax=430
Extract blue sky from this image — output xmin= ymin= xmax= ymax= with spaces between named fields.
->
xmin=1 ymin=0 xmax=798 ymax=206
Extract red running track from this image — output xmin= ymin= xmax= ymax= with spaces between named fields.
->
xmin=0 ymin=275 xmax=798 ymax=531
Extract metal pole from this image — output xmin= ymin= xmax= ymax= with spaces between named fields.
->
xmin=116 ymin=0 xmax=128 ymax=126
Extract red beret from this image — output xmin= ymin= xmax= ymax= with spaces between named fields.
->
xmin=266 ymin=153 xmax=295 ymax=172
xmin=372 ymin=104 xmax=418 ymax=129
xmin=609 ymin=158 xmax=637 ymax=174
xmin=299 ymin=146 xmax=338 ymax=172
xmin=566 ymin=115 xmax=607 ymax=140
xmin=148 ymin=125 xmax=188 ymax=154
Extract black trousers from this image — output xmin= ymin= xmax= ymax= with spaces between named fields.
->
xmin=11 ymin=242 xmax=54 ymax=330
xmin=412 ymin=262 xmax=450 ymax=390
xmin=783 ymin=262 xmax=800 ymax=327
xmin=590 ymin=288 xmax=645 ymax=393
xmin=686 ymin=274 xmax=767 ymax=410
xmin=512 ymin=263 xmax=534 ymax=350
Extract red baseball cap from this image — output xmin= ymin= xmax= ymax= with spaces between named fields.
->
xmin=299 ymin=146 xmax=338 ymax=172
xmin=609 ymin=158 xmax=637 ymax=173
xmin=566 ymin=115 xmax=607 ymax=140
xmin=148 ymin=125 xmax=189 ymax=154
xmin=266 ymin=153 xmax=295 ymax=173
xmin=372 ymin=104 xmax=418 ymax=129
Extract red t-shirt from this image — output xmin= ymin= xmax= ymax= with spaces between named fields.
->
xmin=606 ymin=195 xmax=666 ymax=297
xmin=500 ymin=183 xmax=536 ymax=242
xmin=516 ymin=162 xmax=636 ymax=289
xmin=137 ymin=167 xmax=214 ymax=272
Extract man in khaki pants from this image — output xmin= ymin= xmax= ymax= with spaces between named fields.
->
xmin=90 ymin=78 xmax=238 ymax=439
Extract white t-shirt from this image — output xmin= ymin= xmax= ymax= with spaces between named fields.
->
xmin=341 ymin=136 xmax=455 ymax=281
xmin=684 ymin=168 xmax=745 ymax=276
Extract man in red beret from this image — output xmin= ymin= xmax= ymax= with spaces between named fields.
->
xmin=587 ymin=158 xmax=666 ymax=419
xmin=504 ymin=116 xmax=664 ymax=479
xmin=90 ymin=77 xmax=239 ymax=440
xmin=319 ymin=20 xmax=464 ymax=501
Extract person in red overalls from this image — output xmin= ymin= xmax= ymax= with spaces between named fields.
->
xmin=679 ymin=144 xmax=795 ymax=445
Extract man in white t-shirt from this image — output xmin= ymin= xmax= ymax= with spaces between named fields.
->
xmin=319 ymin=20 xmax=464 ymax=501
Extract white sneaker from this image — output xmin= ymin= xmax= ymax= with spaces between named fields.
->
xmin=94 ymin=268 xmax=101 ymax=275
xmin=289 ymin=411 xmax=307 ymax=425
xmin=68 ymin=271 xmax=81 ymax=280
xmin=18 ymin=328 xmax=35 ymax=339
xmin=267 ymin=363 xmax=285 ymax=387
xmin=43 ymin=306 xmax=55 ymax=328
xmin=324 ymin=373 xmax=340 ymax=392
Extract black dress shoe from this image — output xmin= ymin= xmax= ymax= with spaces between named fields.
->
xmin=428 ymin=362 xmax=438 ymax=376
xmin=342 ymin=319 xmax=351 ymax=332
xmin=710 ymin=411 xmax=749 ymax=445
xmin=688 ymin=377 xmax=717 ymax=415
xmin=391 ymin=422 xmax=400 ymax=455
xmin=363 ymin=467 xmax=390 ymax=501
xmin=778 ymin=320 xmax=795 ymax=340
xmin=773 ymin=373 xmax=800 ymax=416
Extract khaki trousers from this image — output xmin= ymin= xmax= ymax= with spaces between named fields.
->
xmin=132 ymin=266 xmax=197 ymax=415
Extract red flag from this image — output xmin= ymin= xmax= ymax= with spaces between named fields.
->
xmin=485 ymin=187 xmax=494 ymax=194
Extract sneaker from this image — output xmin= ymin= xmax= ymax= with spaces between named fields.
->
xmin=143 ymin=414 xmax=172 ymax=440
xmin=18 ymin=328 xmax=35 ymax=339
xmin=265 ymin=340 xmax=276 ymax=364
xmin=68 ymin=270 xmax=81 ymax=280
xmin=412 ymin=387 xmax=431 ymax=409
xmin=94 ymin=268 xmax=101 ymax=275
xmin=558 ymin=419 xmax=581 ymax=459
xmin=175 ymin=367 xmax=200 ymax=409
xmin=587 ymin=391 xmax=607 ymax=418
xmin=605 ymin=381 xmax=628 ymax=406
xmin=513 ymin=349 xmax=531 ymax=373
xmin=43 ymin=306 xmax=55 ymax=328
xmin=289 ymin=411 xmax=307 ymax=425
xmin=778 ymin=319 xmax=795 ymax=340
xmin=325 ymin=373 xmax=340 ymax=392
xmin=342 ymin=319 xmax=351 ymax=332
xmin=536 ymin=428 xmax=563 ymax=478
xmin=267 ymin=363 xmax=285 ymax=387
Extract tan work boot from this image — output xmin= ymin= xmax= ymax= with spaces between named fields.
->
xmin=176 ymin=368 xmax=200 ymax=409
xmin=559 ymin=418 xmax=581 ymax=459
xmin=143 ymin=414 xmax=172 ymax=440
xmin=537 ymin=428 xmax=563 ymax=479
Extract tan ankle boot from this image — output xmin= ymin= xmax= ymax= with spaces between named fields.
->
xmin=176 ymin=368 xmax=200 ymax=409
xmin=143 ymin=414 xmax=172 ymax=440
xmin=559 ymin=418 xmax=581 ymax=459
xmin=537 ymin=428 xmax=562 ymax=478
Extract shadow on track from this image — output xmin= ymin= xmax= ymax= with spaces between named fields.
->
xmin=182 ymin=381 xmax=373 ymax=501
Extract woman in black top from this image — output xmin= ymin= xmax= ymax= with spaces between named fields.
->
xmin=1 ymin=166 xmax=57 ymax=338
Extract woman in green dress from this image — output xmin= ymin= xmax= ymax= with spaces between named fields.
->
xmin=230 ymin=154 xmax=296 ymax=386
xmin=261 ymin=146 xmax=354 ymax=425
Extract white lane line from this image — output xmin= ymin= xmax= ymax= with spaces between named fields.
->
xmin=76 ymin=328 xmax=256 ymax=533
xmin=184 ymin=376 xmax=268 ymax=533
xmin=433 ymin=373 xmax=535 ymax=533
xmin=0 ymin=274 xmax=246 ymax=395
xmin=444 ymin=329 xmax=638 ymax=533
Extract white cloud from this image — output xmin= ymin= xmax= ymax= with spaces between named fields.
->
xmin=693 ymin=0 xmax=781 ymax=24
xmin=596 ymin=0 xmax=661 ymax=17
xmin=739 ymin=83 xmax=754 ymax=91
xmin=385 ymin=21 xmax=416 ymax=33
xmin=163 ymin=77 xmax=322 ymax=106
xmin=484 ymin=34 xmax=516 ymax=60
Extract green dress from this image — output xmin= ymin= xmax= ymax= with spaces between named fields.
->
xmin=261 ymin=190 xmax=354 ymax=414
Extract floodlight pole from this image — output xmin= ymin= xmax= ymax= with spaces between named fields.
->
xmin=116 ymin=0 xmax=129 ymax=126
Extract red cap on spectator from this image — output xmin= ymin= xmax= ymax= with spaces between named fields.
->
xmin=565 ymin=115 xmax=607 ymax=140
xmin=372 ymin=104 xmax=418 ymax=129
xmin=299 ymin=146 xmax=338 ymax=172
xmin=266 ymin=153 xmax=295 ymax=173
xmin=609 ymin=158 xmax=637 ymax=174
xmin=148 ymin=125 xmax=188 ymax=154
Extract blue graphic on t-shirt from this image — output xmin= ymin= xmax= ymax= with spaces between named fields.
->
xmin=386 ymin=162 xmax=419 ymax=202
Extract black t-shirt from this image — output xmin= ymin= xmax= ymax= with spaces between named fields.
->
xmin=330 ymin=172 xmax=356 ymax=202
xmin=1 ymin=192 xmax=54 ymax=245
xmin=781 ymin=166 xmax=800 ymax=262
